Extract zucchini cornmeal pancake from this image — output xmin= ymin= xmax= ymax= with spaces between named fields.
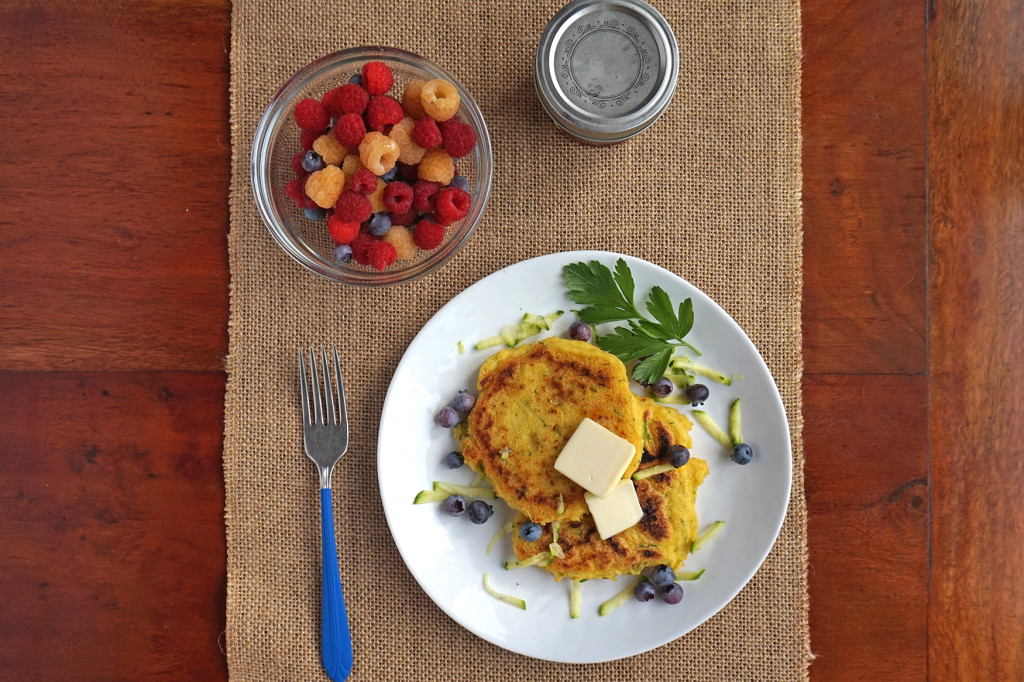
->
xmin=455 ymin=336 xmax=709 ymax=580
xmin=454 ymin=337 xmax=645 ymax=524
xmin=512 ymin=401 xmax=709 ymax=581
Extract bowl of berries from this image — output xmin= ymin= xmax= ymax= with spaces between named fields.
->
xmin=251 ymin=47 xmax=493 ymax=285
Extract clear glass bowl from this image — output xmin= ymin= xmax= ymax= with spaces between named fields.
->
xmin=251 ymin=47 xmax=493 ymax=285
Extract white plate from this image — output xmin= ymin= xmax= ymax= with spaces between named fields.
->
xmin=378 ymin=251 xmax=792 ymax=663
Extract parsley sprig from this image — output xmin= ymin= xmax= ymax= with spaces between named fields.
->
xmin=563 ymin=259 xmax=701 ymax=384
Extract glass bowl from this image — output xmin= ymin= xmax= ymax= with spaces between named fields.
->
xmin=251 ymin=47 xmax=493 ymax=285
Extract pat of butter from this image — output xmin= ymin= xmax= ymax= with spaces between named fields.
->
xmin=585 ymin=480 xmax=644 ymax=540
xmin=553 ymin=417 xmax=636 ymax=498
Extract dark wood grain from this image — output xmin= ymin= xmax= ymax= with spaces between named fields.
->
xmin=0 ymin=1 xmax=231 ymax=373
xmin=0 ymin=371 xmax=228 ymax=680
xmin=805 ymin=374 xmax=928 ymax=679
xmin=928 ymin=0 xmax=1024 ymax=678
xmin=802 ymin=0 xmax=930 ymax=676
xmin=801 ymin=0 xmax=928 ymax=375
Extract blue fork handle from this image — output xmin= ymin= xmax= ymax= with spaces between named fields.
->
xmin=320 ymin=488 xmax=353 ymax=680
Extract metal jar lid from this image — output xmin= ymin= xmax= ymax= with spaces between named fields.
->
xmin=535 ymin=0 xmax=679 ymax=144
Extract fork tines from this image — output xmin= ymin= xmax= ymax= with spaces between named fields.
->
xmin=299 ymin=346 xmax=347 ymax=428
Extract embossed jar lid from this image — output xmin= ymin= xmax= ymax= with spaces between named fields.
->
xmin=535 ymin=0 xmax=679 ymax=144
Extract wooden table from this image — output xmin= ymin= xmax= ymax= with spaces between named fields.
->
xmin=2 ymin=1 xmax=1021 ymax=678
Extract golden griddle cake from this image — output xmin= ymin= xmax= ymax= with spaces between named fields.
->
xmin=511 ymin=400 xmax=707 ymax=580
xmin=512 ymin=458 xmax=709 ymax=581
xmin=453 ymin=337 xmax=645 ymax=524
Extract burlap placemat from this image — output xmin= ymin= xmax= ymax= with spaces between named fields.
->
xmin=226 ymin=0 xmax=806 ymax=679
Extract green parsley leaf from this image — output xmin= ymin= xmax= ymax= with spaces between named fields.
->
xmin=561 ymin=259 xmax=701 ymax=383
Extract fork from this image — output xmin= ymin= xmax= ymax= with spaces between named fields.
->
xmin=299 ymin=346 xmax=353 ymax=681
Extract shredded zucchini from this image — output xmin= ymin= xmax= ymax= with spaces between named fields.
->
xmin=691 ymin=410 xmax=732 ymax=448
xmin=669 ymin=357 xmax=732 ymax=385
xmin=691 ymin=520 xmax=725 ymax=552
xmin=632 ymin=463 xmax=674 ymax=480
xmin=598 ymin=576 xmax=644 ymax=616
xmin=728 ymin=398 xmax=743 ymax=446
xmin=569 ymin=579 xmax=583 ymax=619
xmin=505 ymin=551 xmax=553 ymax=570
xmin=487 ymin=522 xmax=514 ymax=555
xmin=675 ymin=569 xmax=705 ymax=580
xmin=483 ymin=573 xmax=526 ymax=610
xmin=432 ymin=480 xmax=497 ymax=499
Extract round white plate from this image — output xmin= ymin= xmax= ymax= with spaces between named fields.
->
xmin=378 ymin=251 xmax=792 ymax=663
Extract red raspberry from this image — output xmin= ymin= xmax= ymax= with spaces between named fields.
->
xmin=304 ymin=195 xmax=319 ymax=209
xmin=361 ymin=61 xmax=394 ymax=96
xmin=349 ymin=168 xmax=378 ymax=196
xmin=389 ymin=207 xmax=419 ymax=226
xmin=439 ymin=118 xmax=477 ymax=158
xmin=334 ymin=190 xmax=373 ymax=223
xmin=285 ymin=178 xmax=306 ymax=208
xmin=367 ymin=240 xmax=398 ymax=271
xmin=412 ymin=118 xmax=443 ymax=149
xmin=396 ymin=162 xmax=419 ymax=181
xmin=434 ymin=187 xmax=472 ymax=225
xmin=350 ymin=231 xmax=378 ymax=265
xmin=412 ymin=180 xmax=440 ymax=213
xmin=382 ymin=181 xmax=414 ymax=213
xmin=327 ymin=215 xmax=360 ymax=244
xmin=333 ymin=112 xmax=366 ymax=147
xmin=300 ymin=128 xmax=322 ymax=150
xmin=294 ymin=98 xmax=329 ymax=131
xmin=413 ymin=218 xmax=445 ymax=250
xmin=365 ymin=95 xmax=404 ymax=133
xmin=291 ymin=151 xmax=306 ymax=176
xmin=327 ymin=84 xmax=369 ymax=116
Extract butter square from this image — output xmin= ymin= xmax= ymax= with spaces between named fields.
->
xmin=584 ymin=480 xmax=644 ymax=540
xmin=553 ymin=417 xmax=636 ymax=498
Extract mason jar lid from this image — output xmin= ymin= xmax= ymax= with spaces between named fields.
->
xmin=534 ymin=0 xmax=680 ymax=144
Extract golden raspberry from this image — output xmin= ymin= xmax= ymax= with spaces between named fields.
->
xmin=383 ymin=225 xmax=417 ymax=260
xmin=304 ymin=165 xmax=345 ymax=209
xmin=358 ymin=131 xmax=400 ymax=175
xmin=368 ymin=178 xmax=387 ymax=213
xmin=312 ymin=134 xmax=347 ymax=166
xmin=389 ymin=117 xmax=427 ymax=164
xmin=420 ymin=79 xmax=460 ymax=122
xmin=417 ymin=149 xmax=455 ymax=185
xmin=402 ymin=79 xmax=427 ymax=120
xmin=341 ymin=154 xmax=365 ymax=185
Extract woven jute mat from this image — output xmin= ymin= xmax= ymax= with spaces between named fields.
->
xmin=226 ymin=0 xmax=806 ymax=679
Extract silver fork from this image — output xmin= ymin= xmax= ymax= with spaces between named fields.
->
xmin=299 ymin=346 xmax=353 ymax=681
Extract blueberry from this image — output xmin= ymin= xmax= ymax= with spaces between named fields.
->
xmin=649 ymin=377 xmax=673 ymax=398
xmin=441 ymin=494 xmax=465 ymax=517
xmin=348 ymin=74 xmax=362 ymax=86
xmin=301 ymin=149 xmax=325 ymax=172
xmin=449 ymin=390 xmax=476 ymax=413
xmin=449 ymin=174 xmax=470 ymax=191
xmin=304 ymin=207 xmax=326 ymax=221
xmin=568 ymin=321 xmax=592 ymax=342
xmin=443 ymin=451 xmax=464 ymax=469
xmin=332 ymin=244 xmax=353 ymax=263
xmin=732 ymin=443 xmax=754 ymax=465
xmin=668 ymin=444 xmax=690 ymax=468
xmin=518 ymin=521 xmax=542 ymax=542
xmin=467 ymin=500 xmax=494 ymax=524
xmin=435 ymin=406 xmax=460 ymax=428
xmin=380 ymin=166 xmax=398 ymax=182
xmin=368 ymin=213 xmax=392 ymax=237
xmin=685 ymin=383 xmax=710 ymax=406
xmin=659 ymin=583 xmax=684 ymax=605
xmin=650 ymin=564 xmax=675 ymax=587
xmin=634 ymin=579 xmax=656 ymax=602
